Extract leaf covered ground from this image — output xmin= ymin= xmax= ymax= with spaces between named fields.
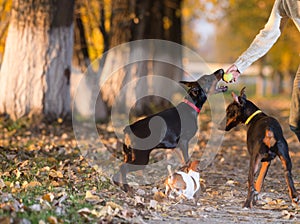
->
xmin=0 ymin=97 xmax=300 ymax=223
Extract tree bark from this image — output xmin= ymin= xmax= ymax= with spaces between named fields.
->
xmin=73 ymin=10 xmax=90 ymax=71
xmin=0 ymin=0 xmax=74 ymax=121
xmin=151 ymin=0 xmax=182 ymax=110
xmin=100 ymin=0 xmax=183 ymax=116
xmin=100 ymin=0 xmax=132 ymax=107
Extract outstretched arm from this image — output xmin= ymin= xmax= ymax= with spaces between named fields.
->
xmin=231 ymin=0 xmax=289 ymax=74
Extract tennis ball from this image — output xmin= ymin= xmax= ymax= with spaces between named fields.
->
xmin=223 ymin=73 xmax=233 ymax=83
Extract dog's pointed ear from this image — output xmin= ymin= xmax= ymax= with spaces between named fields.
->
xmin=180 ymin=81 xmax=200 ymax=96
xmin=231 ymin=92 xmax=240 ymax=104
xmin=179 ymin=81 xmax=195 ymax=88
xmin=240 ymin=87 xmax=247 ymax=99
xmin=236 ymin=87 xmax=247 ymax=106
xmin=232 ymin=90 xmax=246 ymax=106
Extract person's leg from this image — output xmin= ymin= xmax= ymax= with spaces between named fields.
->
xmin=289 ymin=65 xmax=300 ymax=142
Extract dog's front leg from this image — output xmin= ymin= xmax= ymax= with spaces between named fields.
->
xmin=193 ymin=188 xmax=201 ymax=205
xmin=178 ymin=139 xmax=190 ymax=164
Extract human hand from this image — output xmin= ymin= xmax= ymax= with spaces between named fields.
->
xmin=226 ymin=64 xmax=241 ymax=83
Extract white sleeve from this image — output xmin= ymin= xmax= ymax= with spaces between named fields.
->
xmin=234 ymin=0 xmax=289 ymax=73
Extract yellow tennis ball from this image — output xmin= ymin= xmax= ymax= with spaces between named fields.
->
xmin=223 ymin=73 xmax=233 ymax=82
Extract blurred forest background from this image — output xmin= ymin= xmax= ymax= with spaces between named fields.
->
xmin=0 ymin=0 xmax=298 ymax=121
xmin=1 ymin=1 xmax=300 ymax=223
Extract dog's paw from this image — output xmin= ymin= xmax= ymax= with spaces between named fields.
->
xmin=122 ymin=183 xmax=133 ymax=193
xmin=292 ymin=196 xmax=300 ymax=206
xmin=253 ymin=191 xmax=260 ymax=204
xmin=111 ymin=173 xmax=121 ymax=186
xmin=243 ymin=199 xmax=253 ymax=209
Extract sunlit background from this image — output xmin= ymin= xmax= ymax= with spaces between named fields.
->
xmin=0 ymin=0 xmax=298 ymax=120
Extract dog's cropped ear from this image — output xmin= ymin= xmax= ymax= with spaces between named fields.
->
xmin=240 ymin=87 xmax=247 ymax=99
xmin=189 ymin=87 xmax=203 ymax=98
xmin=238 ymin=96 xmax=246 ymax=106
xmin=179 ymin=81 xmax=196 ymax=88
xmin=231 ymin=92 xmax=240 ymax=104
xmin=180 ymin=81 xmax=200 ymax=96
xmin=232 ymin=92 xmax=246 ymax=106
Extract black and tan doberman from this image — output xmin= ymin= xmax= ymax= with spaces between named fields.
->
xmin=220 ymin=87 xmax=299 ymax=208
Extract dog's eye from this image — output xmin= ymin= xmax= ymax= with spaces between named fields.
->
xmin=228 ymin=111 xmax=236 ymax=117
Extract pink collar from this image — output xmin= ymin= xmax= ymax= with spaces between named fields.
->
xmin=183 ymin=99 xmax=201 ymax=113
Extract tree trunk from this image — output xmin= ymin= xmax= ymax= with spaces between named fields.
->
xmin=256 ymin=73 xmax=265 ymax=96
xmin=100 ymin=0 xmax=183 ymax=116
xmin=0 ymin=0 xmax=74 ymax=121
xmin=73 ymin=10 xmax=90 ymax=71
xmin=151 ymin=0 xmax=182 ymax=110
xmin=100 ymin=0 xmax=133 ymax=107
xmin=282 ymin=71 xmax=293 ymax=95
xmin=273 ymin=71 xmax=281 ymax=95
xmin=99 ymin=0 xmax=109 ymax=54
xmin=255 ymin=57 xmax=267 ymax=97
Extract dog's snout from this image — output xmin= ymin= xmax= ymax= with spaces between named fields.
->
xmin=212 ymin=69 xmax=224 ymax=81
xmin=215 ymin=69 xmax=224 ymax=76
xmin=218 ymin=69 xmax=225 ymax=75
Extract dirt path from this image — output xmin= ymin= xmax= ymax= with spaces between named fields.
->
xmin=1 ymin=98 xmax=299 ymax=223
xmin=110 ymin=98 xmax=300 ymax=223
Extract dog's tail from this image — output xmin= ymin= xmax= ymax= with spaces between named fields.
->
xmin=263 ymin=128 xmax=276 ymax=148
xmin=102 ymin=139 xmax=124 ymax=159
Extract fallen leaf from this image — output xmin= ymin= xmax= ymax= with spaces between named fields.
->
xmin=49 ymin=181 xmax=58 ymax=187
xmin=40 ymin=166 xmax=50 ymax=172
xmin=0 ymin=178 xmax=5 ymax=189
xmin=49 ymin=170 xmax=64 ymax=179
xmin=77 ymin=207 xmax=92 ymax=215
xmin=204 ymin=207 xmax=217 ymax=212
xmin=136 ymin=189 xmax=146 ymax=196
xmin=54 ymin=192 xmax=68 ymax=206
xmin=97 ymin=204 xmax=121 ymax=218
xmin=13 ymin=169 xmax=21 ymax=180
xmin=106 ymin=201 xmax=123 ymax=210
xmin=134 ymin=196 xmax=144 ymax=205
xmin=85 ymin=190 xmax=100 ymax=202
xmin=27 ymin=144 xmax=38 ymax=151
xmin=153 ymin=191 xmax=166 ymax=202
xmin=47 ymin=216 xmax=58 ymax=224
xmin=29 ymin=204 xmax=41 ymax=212
xmin=149 ymin=200 xmax=158 ymax=209
xmin=225 ymin=180 xmax=235 ymax=186
xmin=22 ymin=181 xmax=42 ymax=189
xmin=42 ymin=193 xmax=55 ymax=202
xmin=280 ymin=210 xmax=296 ymax=220
xmin=17 ymin=160 xmax=29 ymax=168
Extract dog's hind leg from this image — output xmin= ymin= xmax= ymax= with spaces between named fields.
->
xmin=255 ymin=161 xmax=271 ymax=193
xmin=112 ymin=144 xmax=133 ymax=191
xmin=114 ymin=148 xmax=151 ymax=192
xmin=244 ymin=152 xmax=261 ymax=208
xmin=244 ymin=157 xmax=256 ymax=208
xmin=277 ymin=139 xmax=299 ymax=203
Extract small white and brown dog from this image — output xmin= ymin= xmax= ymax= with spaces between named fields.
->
xmin=165 ymin=160 xmax=200 ymax=201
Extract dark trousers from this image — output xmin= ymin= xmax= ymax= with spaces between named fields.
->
xmin=290 ymin=65 xmax=300 ymax=141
